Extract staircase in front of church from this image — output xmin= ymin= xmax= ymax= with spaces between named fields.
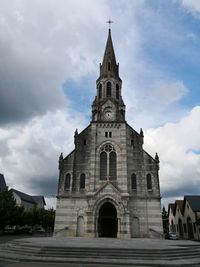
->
xmin=0 ymin=238 xmax=200 ymax=266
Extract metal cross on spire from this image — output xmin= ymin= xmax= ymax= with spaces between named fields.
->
xmin=106 ymin=19 xmax=114 ymax=29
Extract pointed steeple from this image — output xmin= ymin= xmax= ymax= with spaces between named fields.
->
xmin=99 ymin=29 xmax=119 ymax=79
xmin=93 ymin=28 xmax=125 ymax=122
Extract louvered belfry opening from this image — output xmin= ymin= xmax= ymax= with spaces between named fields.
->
xmin=100 ymin=144 xmax=116 ymax=180
xmin=106 ymin=82 xmax=111 ymax=97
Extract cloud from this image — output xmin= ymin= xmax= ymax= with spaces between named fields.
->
xmin=125 ymin=80 xmax=188 ymax=130
xmin=0 ymin=0 xmax=193 ymax=128
xmin=0 ymin=109 xmax=86 ymax=199
xmin=0 ymin=0 xmax=110 ymax=125
xmin=144 ymin=106 xmax=200 ymax=200
xmin=179 ymin=0 xmax=200 ymax=16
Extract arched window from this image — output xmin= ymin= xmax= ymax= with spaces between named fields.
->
xmin=146 ymin=173 xmax=152 ymax=190
xmin=80 ymin=173 xmax=85 ymax=189
xmin=100 ymin=151 xmax=107 ymax=180
xmin=116 ymin=84 xmax=119 ymax=99
xmin=98 ymin=84 xmax=102 ymax=99
xmin=131 ymin=173 xmax=137 ymax=190
xmin=106 ymin=82 xmax=111 ymax=97
xmin=109 ymin=151 xmax=116 ymax=180
xmin=64 ymin=173 xmax=71 ymax=190
xmin=100 ymin=144 xmax=117 ymax=180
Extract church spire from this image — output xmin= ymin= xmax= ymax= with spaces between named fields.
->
xmin=92 ymin=27 xmax=125 ymax=122
xmin=99 ymin=29 xmax=119 ymax=79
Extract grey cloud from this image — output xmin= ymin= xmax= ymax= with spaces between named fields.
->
xmin=0 ymin=0 xmax=111 ymax=126
xmin=0 ymin=140 xmax=9 ymax=156
xmin=28 ymin=175 xmax=58 ymax=197
xmin=162 ymin=181 xmax=200 ymax=199
xmin=0 ymin=39 xmax=66 ymax=125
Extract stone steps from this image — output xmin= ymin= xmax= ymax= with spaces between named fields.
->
xmin=0 ymin=239 xmax=200 ymax=266
xmin=4 ymin=242 xmax=200 ymax=259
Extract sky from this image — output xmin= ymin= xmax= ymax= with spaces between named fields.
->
xmin=0 ymin=0 xmax=200 ymax=209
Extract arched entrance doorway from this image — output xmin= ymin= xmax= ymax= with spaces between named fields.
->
xmin=98 ymin=202 xmax=118 ymax=237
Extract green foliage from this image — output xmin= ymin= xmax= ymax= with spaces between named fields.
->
xmin=24 ymin=206 xmax=55 ymax=230
xmin=0 ymin=187 xmax=23 ymax=230
xmin=40 ymin=208 xmax=55 ymax=230
xmin=0 ymin=188 xmax=55 ymax=231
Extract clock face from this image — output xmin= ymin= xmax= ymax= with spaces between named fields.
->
xmin=104 ymin=110 xmax=113 ymax=120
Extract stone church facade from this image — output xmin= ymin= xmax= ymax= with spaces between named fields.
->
xmin=54 ymin=29 xmax=163 ymax=238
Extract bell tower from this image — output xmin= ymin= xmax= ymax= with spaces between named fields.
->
xmin=92 ymin=29 xmax=125 ymax=122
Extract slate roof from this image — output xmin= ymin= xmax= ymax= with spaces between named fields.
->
xmin=32 ymin=195 xmax=46 ymax=205
xmin=174 ymin=200 xmax=184 ymax=215
xmin=0 ymin=173 xmax=6 ymax=192
xmin=184 ymin=195 xmax=200 ymax=212
xmin=175 ymin=200 xmax=184 ymax=210
xmin=11 ymin=189 xmax=45 ymax=206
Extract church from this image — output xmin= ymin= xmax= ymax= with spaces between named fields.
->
xmin=54 ymin=28 xmax=163 ymax=238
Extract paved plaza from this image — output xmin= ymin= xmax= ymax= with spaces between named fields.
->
xmin=0 ymin=235 xmax=197 ymax=249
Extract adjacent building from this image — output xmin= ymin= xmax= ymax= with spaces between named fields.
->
xmin=54 ymin=29 xmax=163 ymax=238
xmin=0 ymin=173 xmax=45 ymax=210
xmin=11 ymin=189 xmax=46 ymax=210
xmin=168 ymin=196 xmax=200 ymax=240
xmin=168 ymin=203 xmax=175 ymax=232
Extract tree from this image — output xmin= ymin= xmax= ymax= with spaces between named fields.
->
xmin=162 ymin=206 xmax=168 ymax=233
xmin=41 ymin=208 xmax=55 ymax=231
xmin=0 ymin=188 xmax=55 ymax=232
xmin=22 ymin=206 xmax=55 ymax=231
xmin=0 ymin=187 xmax=20 ymax=230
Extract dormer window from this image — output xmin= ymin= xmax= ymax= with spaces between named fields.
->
xmin=106 ymin=82 xmax=111 ymax=97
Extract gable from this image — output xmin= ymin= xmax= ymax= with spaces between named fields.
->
xmin=174 ymin=200 xmax=184 ymax=216
xmin=94 ymin=181 xmax=121 ymax=199
xmin=168 ymin=203 xmax=175 ymax=215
